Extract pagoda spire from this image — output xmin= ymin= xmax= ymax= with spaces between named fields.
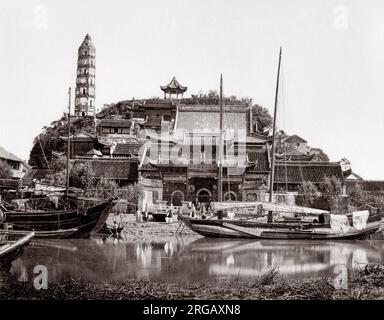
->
xmin=75 ymin=34 xmax=96 ymax=117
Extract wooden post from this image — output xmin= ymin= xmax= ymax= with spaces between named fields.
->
xmin=218 ymin=74 xmax=223 ymax=202
xmin=186 ymin=168 xmax=189 ymax=202
xmin=66 ymin=87 xmax=71 ymax=198
xmin=268 ymin=47 xmax=282 ymax=222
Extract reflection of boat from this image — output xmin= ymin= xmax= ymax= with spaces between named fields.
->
xmin=2 ymin=198 xmax=113 ymax=239
xmin=31 ymin=239 xmax=78 ymax=252
xmin=0 ymin=231 xmax=34 ymax=266
xmin=184 ymin=238 xmax=382 ymax=279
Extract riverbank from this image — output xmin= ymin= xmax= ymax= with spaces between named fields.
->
xmin=107 ymin=213 xmax=201 ymax=242
xmin=1 ymin=264 xmax=384 ymax=300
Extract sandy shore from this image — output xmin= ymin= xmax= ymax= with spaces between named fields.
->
xmin=106 ymin=213 xmax=201 ymax=242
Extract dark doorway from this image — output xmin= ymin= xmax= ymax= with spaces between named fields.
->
xmin=197 ymin=190 xmax=210 ymax=203
xmin=171 ymin=191 xmax=184 ymax=206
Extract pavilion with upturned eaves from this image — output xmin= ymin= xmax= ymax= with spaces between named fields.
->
xmin=160 ymin=77 xmax=187 ymax=99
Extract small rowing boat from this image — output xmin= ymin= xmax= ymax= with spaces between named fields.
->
xmin=0 ymin=230 xmax=35 ymax=266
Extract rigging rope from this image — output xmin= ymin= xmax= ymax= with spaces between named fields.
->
xmin=37 ymin=135 xmax=53 ymax=179
xmin=280 ymin=60 xmax=289 ymax=193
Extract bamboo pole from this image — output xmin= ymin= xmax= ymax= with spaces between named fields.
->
xmin=66 ymin=87 xmax=71 ymax=198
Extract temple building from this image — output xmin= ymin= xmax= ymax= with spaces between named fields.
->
xmin=75 ymin=34 xmax=96 ymax=117
xmin=25 ymin=37 xmax=346 ymax=207
xmin=138 ymin=100 xmax=272 ymax=205
xmin=34 ymin=74 xmax=346 ymax=204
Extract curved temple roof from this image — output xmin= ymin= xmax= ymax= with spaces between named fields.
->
xmin=160 ymin=77 xmax=187 ymax=94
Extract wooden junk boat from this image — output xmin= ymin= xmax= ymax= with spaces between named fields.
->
xmin=0 ymin=197 xmax=113 ymax=239
xmin=0 ymin=230 xmax=35 ymax=266
xmin=0 ymin=88 xmax=114 ymax=239
xmin=178 ymin=202 xmax=381 ymax=240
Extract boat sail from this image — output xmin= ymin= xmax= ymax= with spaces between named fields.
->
xmin=178 ymin=48 xmax=381 ymax=239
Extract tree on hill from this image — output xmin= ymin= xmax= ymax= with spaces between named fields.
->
xmin=28 ymin=134 xmax=55 ymax=168
xmin=297 ymin=181 xmax=319 ymax=207
xmin=319 ymin=176 xmax=344 ymax=212
xmin=28 ymin=115 xmax=96 ymax=168
xmin=251 ymin=104 xmax=273 ymax=133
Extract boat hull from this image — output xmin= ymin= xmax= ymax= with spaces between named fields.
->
xmin=0 ymin=231 xmax=35 ymax=266
xmin=4 ymin=199 xmax=113 ymax=239
xmin=179 ymin=215 xmax=381 ymax=240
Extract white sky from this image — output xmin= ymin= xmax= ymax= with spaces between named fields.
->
xmin=1 ymin=0 xmax=384 ymax=179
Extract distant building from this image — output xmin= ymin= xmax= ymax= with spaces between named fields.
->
xmin=0 ymin=145 xmax=30 ymax=179
xmin=274 ymin=161 xmax=345 ymax=192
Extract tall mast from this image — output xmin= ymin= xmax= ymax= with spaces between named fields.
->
xmin=268 ymin=47 xmax=282 ymax=203
xmin=218 ymin=74 xmax=223 ymax=202
xmin=66 ymin=87 xmax=71 ymax=198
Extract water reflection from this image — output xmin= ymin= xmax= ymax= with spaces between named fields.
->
xmin=5 ymin=237 xmax=384 ymax=285
xmin=187 ymin=239 xmax=383 ymax=280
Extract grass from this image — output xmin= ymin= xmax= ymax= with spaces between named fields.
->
xmin=2 ymin=265 xmax=384 ymax=300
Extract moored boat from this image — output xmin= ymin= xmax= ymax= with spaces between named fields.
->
xmin=0 ymin=230 xmax=35 ymax=266
xmin=1 ymin=197 xmax=113 ymax=239
xmin=178 ymin=208 xmax=381 ymax=240
xmin=179 ymin=211 xmax=381 ymax=240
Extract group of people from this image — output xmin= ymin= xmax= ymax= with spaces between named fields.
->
xmin=186 ymin=199 xmax=214 ymax=219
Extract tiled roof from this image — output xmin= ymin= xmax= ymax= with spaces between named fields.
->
xmin=178 ymin=105 xmax=248 ymax=112
xmin=145 ymin=116 xmax=162 ymax=128
xmin=73 ymin=159 xmax=138 ymax=180
xmin=0 ymin=179 xmax=20 ymax=190
xmin=277 ymin=154 xmax=316 ymax=161
xmin=98 ymin=119 xmax=133 ymax=128
xmin=285 ymin=135 xmax=307 ymax=144
xmin=247 ymin=150 xmax=269 ymax=172
xmin=60 ymin=131 xmax=96 ymax=141
xmin=346 ymin=180 xmax=384 ymax=192
xmin=139 ymin=163 xmax=158 ymax=171
xmin=113 ymin=143 xmax=142 ymax=156
xmin=86 ymin=149 xmax=103 ymax=157
xmin=0 ymin=146 xmax=23 ymax=162
xmin=144 ymin=100 xmax=175 ymax=109
xmin=274 ymin=162 xmax=344 ymax=183
xmin=176 ymin=110 xmax=248 ymax=132
xmin=160 ymin=77 xmax=187 ymax=93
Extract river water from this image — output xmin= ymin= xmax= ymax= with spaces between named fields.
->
xmin=5 ymin=234 xmax=384 ymax=285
